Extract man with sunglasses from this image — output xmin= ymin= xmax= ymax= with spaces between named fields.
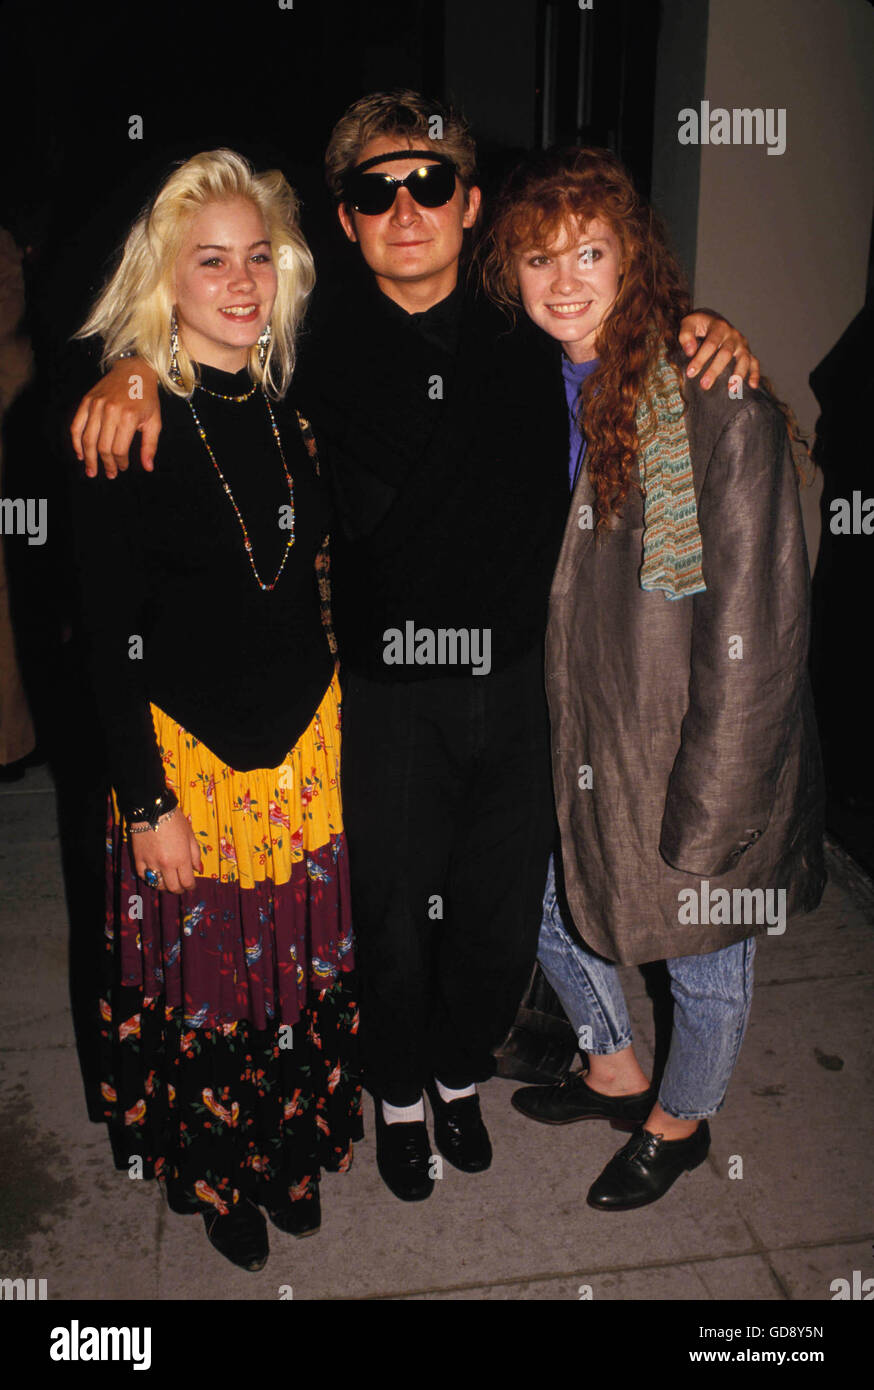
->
xmin=71 ymin=89 xmax=760 ymax=1206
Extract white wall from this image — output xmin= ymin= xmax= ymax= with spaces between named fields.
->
xmin=693 ymin=0 xmax=874 ymax=438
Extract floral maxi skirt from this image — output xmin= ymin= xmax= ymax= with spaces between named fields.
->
xmin=97 ymin=670 xmax=362 ymax=1218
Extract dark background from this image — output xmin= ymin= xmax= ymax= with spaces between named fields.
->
xmin=0 ymin=0 xmax=661 ymax=337
xmin=0 ymin=0 xmax=665 ymax=768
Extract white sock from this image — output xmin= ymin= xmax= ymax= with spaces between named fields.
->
xmin=435 ymin=1079 xmax=476 ymax=1102
xmin=382 ymin=1097 xmax=425 ymax=1125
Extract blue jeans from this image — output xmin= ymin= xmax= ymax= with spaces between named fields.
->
xmin=537 ymin=855 xmax=756 ymax=1120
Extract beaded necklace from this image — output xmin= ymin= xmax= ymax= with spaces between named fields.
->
xmin=196 ymin=380 xmax=258 ymax=403
xmin=187 ymin=384 xmax=295 ymax=592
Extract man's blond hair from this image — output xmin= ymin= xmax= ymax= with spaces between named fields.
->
xmin=325 ymin=89 xmax=478 ymax=203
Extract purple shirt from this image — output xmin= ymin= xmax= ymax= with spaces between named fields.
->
xmin=562 ymin=354 xmax=599 ymax=489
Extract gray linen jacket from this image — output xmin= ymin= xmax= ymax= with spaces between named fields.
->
xmin=546 ymin=368 xmax=826 ymax=965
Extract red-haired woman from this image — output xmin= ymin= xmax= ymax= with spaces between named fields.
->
xmin=479 ymin=147 xmax=825 ymax=1211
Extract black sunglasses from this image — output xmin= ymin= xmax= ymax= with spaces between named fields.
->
xmin=344 ymin=162 xmax=457 ymax=216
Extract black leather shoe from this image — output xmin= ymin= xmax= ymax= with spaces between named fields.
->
xmin=267 ymin=1185 xmax=321 ymax=1237
xmin=427 ymin=1082 xmax=492 ymax=1173
xmin=374 ymin=1103 xmax=435 ymax=1201
xmin=202 ymin=1197 xmax=269 ymax=1270
xmin=512 ymin=1072 xmax=656 ymax=1131
xmin=587 ymin=1121 xmax=711 ymax=1211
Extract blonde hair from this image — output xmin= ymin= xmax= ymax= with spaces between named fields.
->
xmin=75 ymin=148 xmax=314 ymax=398
xmin=325 ymin=89 xmax=478 ymax=202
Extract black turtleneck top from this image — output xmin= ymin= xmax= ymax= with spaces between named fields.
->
xmin=72 ymin=363 xmax=334 ymax=815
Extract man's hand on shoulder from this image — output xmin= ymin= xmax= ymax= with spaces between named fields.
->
xmin=71 ymin=357 xmax=162 ymax=478
xmin=678 ymin=311 xmax=761 ymax=393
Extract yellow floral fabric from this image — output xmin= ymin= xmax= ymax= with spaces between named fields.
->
xmin=124 ymin=670 xmax=344 ymax=891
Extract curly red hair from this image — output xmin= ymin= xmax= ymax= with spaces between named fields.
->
xmin=477 ymin=147 xmax=691 ymax=527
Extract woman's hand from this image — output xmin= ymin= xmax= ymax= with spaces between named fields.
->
xmin=71 ymin=357 xmax=162 ymax=478
xmin=678 ymin=312 xmax=761 ymax=392
xmin=131 ymin=807 xmax=202 ymax=894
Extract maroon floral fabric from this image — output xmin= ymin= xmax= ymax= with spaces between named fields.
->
xmin=107 ymin=817 xmax=354 ymax=1031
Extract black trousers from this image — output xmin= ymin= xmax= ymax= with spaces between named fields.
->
xmin=340 ymin=644 xmax=555 ymax=1106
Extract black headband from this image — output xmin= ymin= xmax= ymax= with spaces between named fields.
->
xmin=346 ymin=149 xmax=457 ymax=179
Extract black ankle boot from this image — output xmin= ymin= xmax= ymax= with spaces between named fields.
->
xmin=202 ymin=1196 xmax=269 ymax=1270
xmin=267 ymin=1185 xmax=321 ymax=1237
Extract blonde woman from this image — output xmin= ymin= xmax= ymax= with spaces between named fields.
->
xmin=72 ymin=150 xmax=360 ymax=1270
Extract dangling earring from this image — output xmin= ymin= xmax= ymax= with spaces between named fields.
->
xmin=257 ymin=322 xmax=272 ymax=369
xmin=169 ymin=307 xmax=182 ymax=385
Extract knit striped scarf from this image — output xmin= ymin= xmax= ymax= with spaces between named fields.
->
xmin=636 ymin=345 xmax=706 ymax=600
